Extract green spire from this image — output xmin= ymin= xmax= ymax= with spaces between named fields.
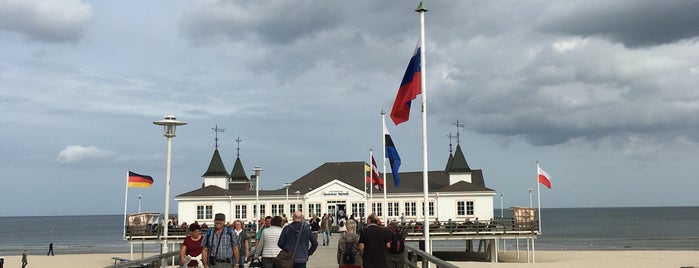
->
xmin=415 ymin=2 xmax=428 ymax=12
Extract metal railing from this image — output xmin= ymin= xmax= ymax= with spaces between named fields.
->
xmin=404 ymin=243 xmax=459 ymax=268
xmin=104 ymin=251 xmax=178 ymax=268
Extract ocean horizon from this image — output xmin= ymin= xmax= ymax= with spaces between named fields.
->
xmin=1 ymin=206 xmax=698 ymax=255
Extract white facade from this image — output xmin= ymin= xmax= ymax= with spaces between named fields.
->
xmin=176 ymin=179 xmax=495 ymax=226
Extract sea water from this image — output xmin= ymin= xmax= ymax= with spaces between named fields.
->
xmin=1 ymin=207 xmax=698 ymax=255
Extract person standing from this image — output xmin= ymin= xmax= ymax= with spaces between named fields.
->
xmin=233 ymin=220 xmax=250 ymax=268
xmin=358 ymin=213 xmax=391 ymax=268
xmin=201 ymin=213 xmax=240 ymax=268
xmin=253 ymin=216 xmax=283 ymax=268
xmin=309 ymin=214 xmax=320 ymax=242
xmin=47 ymin=242 xmax=54 ymax=256
xmin=321 ymin=213 xmax=331 ymax=246
xmin=21 ymin=249 xmax=28 ymax=268
xmin=337 ymin=220 xmax=361 ymax=268
xmin=180 ymin=223 xmax=204 ymax=268
xmin=277 ymin=210 xmax=318 ymax=268
xmin=385 ymin=218 xmax=407 ymax=268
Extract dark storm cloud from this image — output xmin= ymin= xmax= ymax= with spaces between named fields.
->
xmin=538 ymin=0 xmax=699 ymax=48
xmin=0 ymin=0 xmax=93 ymax=43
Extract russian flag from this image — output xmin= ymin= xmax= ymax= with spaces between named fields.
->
xmin=384 ymin=124 xmax=401 ymax=187
xmin=390 ymin=39 xmax=422 ymax=125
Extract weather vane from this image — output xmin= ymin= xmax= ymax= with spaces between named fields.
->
xmin=235 ymin=137 xmax=242 ymax=157
xmin=212 ymin=125 xmax=226 ymax=148
xmin=453 ymin=120 xmax=465 ymax=145
xmin=446 ymin=132 xmax=456 ymax=153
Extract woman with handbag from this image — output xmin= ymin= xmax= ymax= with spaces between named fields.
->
xmin=253 ymin=216 xmax=283 ymax=268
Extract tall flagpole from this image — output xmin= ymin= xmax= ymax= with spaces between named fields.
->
xmin=369 ymin=149 xmax=374 ymax=212
xmin=537 ymin=161 xmax=543 ymax=234
xmin=416 ymin=2 xmax=430 ymax=255
xmin=123 ymin=170 xmax=129 ymax=239
xmin=382 ymin=111 xmax=388 ymax=224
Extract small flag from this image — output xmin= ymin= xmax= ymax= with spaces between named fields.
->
xmin=390 ymin=39 xmax=422 ymax=125
xmin=365 ymin=159 xmax=383 ymax=190
xmin=384 ymin=125 xmax=401 ymax=187
xmin=537 ymin=165 xmax=552 ymax=189
xmin=128 ymin=171 xmax=154 ymax=188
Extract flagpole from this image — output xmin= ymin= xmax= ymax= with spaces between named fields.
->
xmin=123 ymin=170 xmax=129 ymax=239
xmin=415 ymin=2 xmax=431 ymax=255
xmin=537 ymin=162 xmax=543 ymax=234
xmin=369 ymin=149 xmax=374 ymax=213
xmin=382 ymin=111 xmax=388 ymax=224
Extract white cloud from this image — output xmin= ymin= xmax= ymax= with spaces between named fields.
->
xmin=56 ymin=145 xmax=115 ymax=164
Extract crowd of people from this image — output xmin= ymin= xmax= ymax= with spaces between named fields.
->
xmin=179 ymin=210 xmax=407 ymax=268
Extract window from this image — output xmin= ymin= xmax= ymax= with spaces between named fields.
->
xmin=457 ymin=201 xmax=474 ymax=216
xmin=235 ymin=205 xmax=247 ymax=219
xmin=405 ymin=202 xmax=417 ymax=216
xmin=196 ymin=205 xmax=213 ymax=220
xmin=260 ymin=204 xmax=266 ymax=216
xmin=351 ymin=203 xmax=365 ymax=218
xmin=253 ymin=204 xmax=266 ymax=217
xmin=388 ymin=202 xmax=399 ymax=217
xmin=289 ymin=204 xmax=302 ymax=214
xmin=372 ymin=203 xmax=382 ymax=217
xmin=422 ymin=202 xmax=435 ymax=216
xmin=272 ymin=204 xmax=281 ymax=215
xmin=308 ymin=203 xmax=321 ymax=217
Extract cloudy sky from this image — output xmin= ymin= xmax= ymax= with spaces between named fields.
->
xmin=2 ymin=0 xmax=699 ymax=216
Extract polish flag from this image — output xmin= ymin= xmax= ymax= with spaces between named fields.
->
xmin=538 ymin=165 xmax=552 ymax=189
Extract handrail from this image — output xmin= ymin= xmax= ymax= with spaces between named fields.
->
xmin=404 ymin=243 xmax=459 ymax=268
xmin=104 ymin=251 xmax=179 ymax=268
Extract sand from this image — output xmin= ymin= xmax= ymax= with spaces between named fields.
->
xmin=1 ymin=250 xmax=697 ymax=268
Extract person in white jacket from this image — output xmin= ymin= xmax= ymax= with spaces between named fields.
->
xmin=254 ymin=216 xmax=283 ymax=268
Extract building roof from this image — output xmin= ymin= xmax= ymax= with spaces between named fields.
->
xmin=202 ymin=149 xmax=230 ymax=177
xmin=229 ymin=157 xmax=249 ymax=181
xmin=447 ymin=144 xmax=471 ymax=172
xmin=178 ymin=160 xmax=493 ymax=198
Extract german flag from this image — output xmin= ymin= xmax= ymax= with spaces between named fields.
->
xmin=128 ymin=171 xmax=154 ymax=188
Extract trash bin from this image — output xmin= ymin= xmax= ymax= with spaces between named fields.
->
xmin=0 ymin=256 xmax=5 ymax=268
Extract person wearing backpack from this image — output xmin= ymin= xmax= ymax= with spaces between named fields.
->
xmin=336 ymin=220 xmax=361 ymax=268
xmin=386 ymin=218 xmax=407 ymax=268
xmin=201 ymin=213 xmax=240 ymax=268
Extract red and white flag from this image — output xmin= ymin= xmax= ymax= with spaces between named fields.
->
xmin=538 ymin=165 xmax=552 ymax=189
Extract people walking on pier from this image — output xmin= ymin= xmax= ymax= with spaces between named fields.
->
xmin=201 ymin=213 xmax=240 ymax=268
xmin=47 ymin=242 xmax=54 ymax=256
xmin=358 ymin=213 xmax=391 ymax=268
xmin=337 ymin=220 xmax=361 ymax=268
xmin=277 ymin=210 xmax=318 ymax=268
xmin=233 ymin=220 xmax=250 ymax=268
xmin=321 ymin=213 xmax=331 ymax=246
xmin=310 ymin=214 xmax=320 ymax=242
xmin=181 ymin=223 xmax=204 ymax=268
xmin=254 ymin=216 xmax=283 ymax=268
xmin=386 ymin=218 xmax=407 ymax=268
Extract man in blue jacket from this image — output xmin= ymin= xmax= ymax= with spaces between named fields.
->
xmin=278 ymin=210 xmax=319 ymax=268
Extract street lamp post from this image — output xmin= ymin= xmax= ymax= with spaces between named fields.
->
xmin=528 ymin=189 xmax=533 ymax=208
xmin=138 ymin=195 xmax=142 ymax=213
xmin=500 ymin=193 xmax=504 ymax=217
xmin=253 ymin=166 xmax=262 ymax=233
xmin=295 ymin=190 xmax=301 ymax=213
xmin=284 ymin=183 xmax=292 ymax=214
xmin=153 ymin=115 xmax=186 ymax=266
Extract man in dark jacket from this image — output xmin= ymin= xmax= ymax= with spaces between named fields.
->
xmin=278 ymin=210 xmax=319 ymax=268
xmin=358 ymin=213 xmax=391 ymax=268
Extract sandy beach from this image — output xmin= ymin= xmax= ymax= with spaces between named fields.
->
xmin=1 ymin=250 xmax=697 ymax=268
